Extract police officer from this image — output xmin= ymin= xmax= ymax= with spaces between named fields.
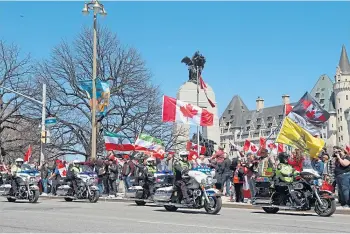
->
xmin=10 ymin=158 xmax=24 ymax=196
xmin=174 ymin=151 xmax=192 ymax=204
xmin=275 ymin=152 xmax=301 ymax=206
xmin=69 ymin=160 xmax=82 ymax=199
xmin=144 ymin=157 xmax=157 ymax=197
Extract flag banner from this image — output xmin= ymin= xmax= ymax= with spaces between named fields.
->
xmin=229 ymin=141 xmax=242 ymax=152
xmin=288 ymin=112 xmax=322 ymax=136
xmin=291 ymin=92 xmax=330 ymax=126
xmin=243 ymin=140 xmax=258 ymax=153
xmin=134 ymin=134 xmax=165 ymax=158
xmin=162 ymin=95 xmax=214 ymax=126
xmin=104 ymin=131 xmax=135 ymax=151
xmin=79 ymin=79 xmax=111 ymax=117
xmin=199 ymin=75 xmax=216 ymax=108
xmin=24 ymin=145 xmax=32 ymax=162
xmin=285 ymin=104 xmax=293 ymax=115
xmin=276 ymin=117 xmax=325 ymax=158
xmin=56 ymin=160 xmax=67 ymax=177
xmin=186 ymin=141 xmax=206 ymax=155
xmin=259 ymin=137 xmax=283 ymax=154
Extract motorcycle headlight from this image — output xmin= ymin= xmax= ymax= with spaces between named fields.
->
xmin=206 ymin=177 xmax=213 ymax=186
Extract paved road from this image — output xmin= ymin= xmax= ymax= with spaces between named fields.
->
xmin=0 ymin=198 xmax=349 ymax=233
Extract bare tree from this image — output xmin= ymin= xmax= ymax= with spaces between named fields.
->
xmin=0 ymin=40 xmax=39 ymax=163
xmin=35 ymin=27 xmax=186 ymax=161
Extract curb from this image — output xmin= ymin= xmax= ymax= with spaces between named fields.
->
xmin=40 ymin=196 xmax=350 ymax=215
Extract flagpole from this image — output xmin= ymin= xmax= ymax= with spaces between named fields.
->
xmin=196 ymin=66 xmax=200 ymax=156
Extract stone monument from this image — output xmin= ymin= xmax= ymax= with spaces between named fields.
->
xmin=174 ymin=51 xmax=220 ymax=152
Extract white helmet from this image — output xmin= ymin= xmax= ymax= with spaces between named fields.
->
xmin=146 ymin=157 xmax=156 ymax=162
xmin=15 ymin=158 xmax=24 ymax=163
xmin=73 ymin=160 xmax=80 ymax=165
xmin=179 ymin=151 xmax=189 ymax=157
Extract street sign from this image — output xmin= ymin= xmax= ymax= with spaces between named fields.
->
xmin=45 ymin=116 xmax=57 ymax=127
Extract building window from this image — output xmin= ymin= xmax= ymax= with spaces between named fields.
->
xmin=257 ymin=118 xmax=261 ymax=123
xmin=246 ymin=126 xmax=250 ymax=131
xmin=257 ymin=125 xmax=261 ymax=129
xmin=278 ymin=115 xmax=283 ymax=119
xmin=230 ymin=115 xmax=234 ymax=119
xmin=267 ymin=123 xmax=272 ymax=128
xmin=341 ymin=126 xmax=343 ymax=131
xmin=267 ymin=116 xmax=272 ymax=121
xmin=332 ymin=124 xmax=334 ymax=127
xmin=228 ymin=110 xmax=232 ymax=114
xmin=339 ymin=98 xmax=341 ymax=104
xmin=342 ymin=135 xmax=344 ymax=141
xmin=341 ymin=116 xmax=343 ymax=121
xmin=246 ymin=120 xmax=251 ymax=124
xmin=226 ymin=122 xmax=229 ymax=127
xmin=347 ymin=95 xmax=349 ymax=100
xmin=340 ymin=108 xmax=342 ymax=113
xmin=319 ymin=99 xmax=324 ymax=104
xmin=339 ymin=137 xmax=341 ymax=142
xmin=315 ymin=93 xmax=320 ymax=98
xmin=338 ymin=109 xmax=339 ymax=114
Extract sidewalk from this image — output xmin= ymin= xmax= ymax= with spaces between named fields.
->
xmin=40 ymin=194 xmax=350 ymax=215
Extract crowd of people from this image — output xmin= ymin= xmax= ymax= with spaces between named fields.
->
xmin=0 ymin=145 xmax=349 ymax=208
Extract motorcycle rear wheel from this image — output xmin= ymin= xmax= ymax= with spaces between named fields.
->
xmin=135 ymin=201 xmax=146 ymax=206
xmin=88 ymin=190 xmax=100 ymax=203
xmin=7 ymin=197 xmax=16 ymax=202
xmin=204 ymin=196 xmax=222 ymax=215
xmin=262 ymin=207 xmax=279 ymax=214
xmin=315 ymin=198 xmax=336 ymax=217
xmin=28 ymin=190 xmax=39 ymax=203
xmin=164 ymin=205 xmax=178 ymax=212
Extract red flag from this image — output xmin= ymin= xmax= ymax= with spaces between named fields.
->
xmin=243 ymin=140 xmax=258 ymax=153
xmin=24 ymin=145 xmax=32 ymax=162
xmin=186 ymin=141 xmax=206 ymax=155
xmin=199 ymin=75 xmax=216 ymax=108
xmin=260 ymin=137 xmax=267 ymax=149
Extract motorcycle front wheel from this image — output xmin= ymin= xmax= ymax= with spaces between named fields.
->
xmin=135 ymin=201 xmax=146 ymax=206
xmin=88 ymin=190 xmax=100 ymax=203
xmin=315 ymin=198 xmax=336 ymax=217
xmin=28 ymin=190 xmax=39 ymax=203
xmin=204 ymin=196 xmax=222 ymax=215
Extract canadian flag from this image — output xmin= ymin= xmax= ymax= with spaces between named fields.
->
xmin=162 ymin=95 xmax=214 ymax=126
xmin=260 ymin=137 xmax=283 ymax=154
xmin=285 ymin=104 xmax=293 ymax=115
xmin=243 ymin=175 xmax=251 ymax=199
xmin=345 ymin=145 xmax=350 ymax=154
xmin=186 ymin=141 xmax=206 ymax=155
xmin=56 ymin=160 xmax=67 ymax=177
xmin=243 ymin=140 xmax=258 ymax=153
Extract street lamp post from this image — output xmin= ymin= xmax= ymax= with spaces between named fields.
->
xmin=82 ymin=0 xmax=107 ymax=160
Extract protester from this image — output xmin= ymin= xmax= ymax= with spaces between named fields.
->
xmin=210 ymin=146 xmax=225 ymax=164
xmin=38 ymin=161 xmax=49 ymax=196
xmin=245 ymin=152 xmax=258 ymax=201
xmin=233 ymin=159 xmax=246 ymax=203
xmin=288 ymin=149 xmax=304 ymax=172
xmin=311 ymin=156 xmax=324 ymax=175
xmin=121 ymin=154 xmax=135 ymax=193
xmin=221 ymin=154 xmax=232 ymax=197
xmin=334 ymin=147 xmax=350 ymax=208
xmin=106 ymin=155 xmax=118 ymax=197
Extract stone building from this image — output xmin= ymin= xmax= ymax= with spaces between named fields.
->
xmin=219 ymin=45 xmax=350 ymax=153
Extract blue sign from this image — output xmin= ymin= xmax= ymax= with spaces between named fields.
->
xmin=45 ymin=117 xmax=57 ymax=127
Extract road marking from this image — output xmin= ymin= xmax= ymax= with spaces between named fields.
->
xmin=3 ymin=208 xmax=262 ymax=233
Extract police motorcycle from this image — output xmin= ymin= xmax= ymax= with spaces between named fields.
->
xmin=56 ymin=161 xmax=100 ymax=203
xmin=125 ymin=157 xmax=174 ymax=206
xmin=153 ymin=152 xmax=222 ymax=215
xmin=0 ymin=160 xmax=40 ymax=203
xmin=252 ymin=153 xmax=336 ymax=217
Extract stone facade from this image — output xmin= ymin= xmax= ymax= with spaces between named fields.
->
xmin=219 ymin=45 xmax=350 ymax=153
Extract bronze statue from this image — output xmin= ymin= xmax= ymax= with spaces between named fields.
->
xmin=181 ymin=51 xmax=206 ymax=84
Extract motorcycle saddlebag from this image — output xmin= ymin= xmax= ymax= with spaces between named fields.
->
xmin=0 ymin=184 xmax=11 ymax=196
xmin=153 ymin=186 xmax=173 ymax=202
xmin=125 ymin=186 xmax=143 ymax=198
xmin=56 ymin=185 xmax=71 ymax=196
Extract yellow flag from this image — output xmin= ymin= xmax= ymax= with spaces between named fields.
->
xmin=276 ymin=117 xmax=325 ymax=158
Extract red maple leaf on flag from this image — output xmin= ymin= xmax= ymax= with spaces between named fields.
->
xmin=61 ymin=170 xmax=67 ymax=177
xmin=180 ymin=104 xmax=198 ymax=119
